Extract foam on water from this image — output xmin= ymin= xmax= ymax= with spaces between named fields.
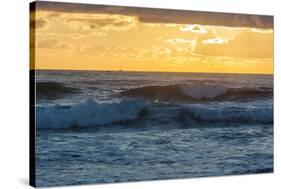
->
xmin=34 ymin=71 xmax=273 ymax=187
xmin=179 ymin=104 xmax=273 ymax=124
xmin=36 ymin=98 xmax=273 ymax=130
xmin=36 ymin=99 xmax=147 ymax=129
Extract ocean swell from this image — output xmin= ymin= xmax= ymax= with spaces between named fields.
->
xmin=119 ymin=83 xmax=272 ymax=102
xmin=36 ymin=99 xmax=147 ymax=129
xmin=36 ymin=82 xmax=80 ymax=100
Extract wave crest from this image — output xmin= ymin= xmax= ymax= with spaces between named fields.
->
xmin=36 ymin=99 xmax=147 ymax=129
xmin=36 ymin=82 xmax=80 ymax=100
xmin=178 ymin=105 xmax=273 ymax=124
xmin=120 ymin=83 xmax=272 ymax=102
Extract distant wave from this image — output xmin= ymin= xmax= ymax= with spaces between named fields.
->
xmin=36 ymin=99 xmax=147 ymax=129
xmin=119 ymin=83 xmax=272 ymax=102
xmin=178 ymin=105 xmax=273 ymax=125
xmin=36 ymin=82 xmax=80 ymax=100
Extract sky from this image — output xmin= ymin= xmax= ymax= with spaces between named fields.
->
xmin=30 ymin=1 xmax=274 ymax=74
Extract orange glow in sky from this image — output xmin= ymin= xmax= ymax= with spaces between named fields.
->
xmin=30 ymin=2 xmax=273 ymax=74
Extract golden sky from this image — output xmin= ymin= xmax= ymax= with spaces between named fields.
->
xmin=30 ymin=1 xmax=274 ymax=74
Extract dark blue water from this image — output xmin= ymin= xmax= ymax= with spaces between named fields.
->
xmin=35 ymin=70 xmax=273 ymax=187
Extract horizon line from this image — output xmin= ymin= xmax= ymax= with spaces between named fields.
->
xmin=30 ymin=68 xmax=274 ymax=76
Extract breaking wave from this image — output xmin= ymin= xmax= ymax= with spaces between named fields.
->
xmin=36 ymin=99 xmax=147 ymax=129
xmin=119 ymin=83 xmax=272 ymax=102
xmin=36 ymin=98 xmax=273 ymax=130
xmin=178 ymin=105 xmax=273 ymax=124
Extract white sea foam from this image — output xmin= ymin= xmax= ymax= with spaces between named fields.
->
xmin=36 ymin=99 xmax=146 ymax=129
xmin=180 ymin=104 xmax=273 ymax=124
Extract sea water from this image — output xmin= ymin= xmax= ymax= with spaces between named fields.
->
xmin=35 ymin=70 xmax=273 ymax=187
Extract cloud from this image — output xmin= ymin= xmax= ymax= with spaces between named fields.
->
xmin=202 ymin=37 xmax=228 ymax=44
xmin=32 ymin=1 xmax=273 ymax=28
xmin=30 ymin=17 xmax=48 ymax=30
xmin=136 ymin=47 xmax=172 ymax=59
xmin=144 ymin=23 xmax=181 ymax=28
xmin=80 ymin=46 xmax=138 ymax=59
xmin=251 ymin=28 xmax=273 ymax=33
xmin=92 ymin=31 xmax=107 ymax=36
xmin=55 ymin=43 xmax=71 ymax=49
xmin=195 ymin=31 xmax=273 ymax=58
xmin=180 ymin=24 xmax=208 ymax=33
xmin=165 ymin=38 xmax=195 ymax=45
xmin=80 ymin=44 xmax=140 ymax=58
xmin=71 ymin=34 xmax=86 ymax=39
xmin=169 ymin=47 xmax=194 ymax=57
xmin=152 ymin=47 xmax=171 ymax=57
xmin=65 ymin=14 xmax=137 ymax=31
xmin=48 ymin=12 xmax=61 ymax=18
xmin=209 ymin=26 xmax=242 ymax=41
xmin=82 ymin=44 xmax=106 ymax=54
xmin=37 ymin=39 xmax=57 ymax=48
xmin=37 ymin=39 xmax=70 ymax=49
xmin=164 ymin=38 xmax=197 ymax=52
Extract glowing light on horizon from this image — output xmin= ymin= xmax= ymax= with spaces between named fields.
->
xmin=31 ymin=9 xmax=273 ymax=75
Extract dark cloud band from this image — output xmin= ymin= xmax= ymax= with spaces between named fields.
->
xmin=31 ymin=1 xmax=273 ymax=29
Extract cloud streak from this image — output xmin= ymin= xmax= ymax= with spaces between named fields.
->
xmin=37 ymin=39 xmax=70 ymax=50
xmin=195 ymin=31 xmax=273 ymax=58
xmin=180 ymin=24 xmax=208 ymax=33
xmin=202 ymin=37 xmax=228 ymax=45
xmin=65 ymin=14 xmax=137 ymax=31
xmin=164 ymin=38 xmax=195 ymax=45
xmin=30 ymin=17 xmax=48 ymax=30
xmin=31 ymin=1 xmax=273 ymax=29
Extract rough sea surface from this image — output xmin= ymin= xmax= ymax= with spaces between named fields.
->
xmin=35 ymin=70 xmax=273 ymax=187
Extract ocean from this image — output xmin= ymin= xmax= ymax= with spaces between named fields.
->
xmin=35 ymin=70 xmax=273 ymax=187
